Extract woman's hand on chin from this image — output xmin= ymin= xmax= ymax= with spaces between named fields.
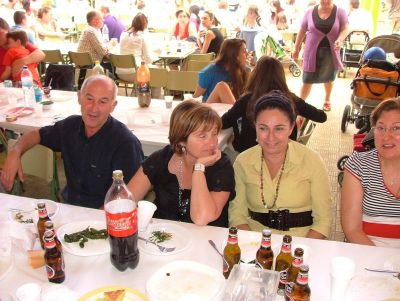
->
xmin=196 ymin=148 xmax=221 ymax=167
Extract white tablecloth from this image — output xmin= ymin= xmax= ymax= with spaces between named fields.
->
xmin=0 ymin=89 xmax=233 ymax=156
xmin=0 ymin=194 xmax=399 ymax=300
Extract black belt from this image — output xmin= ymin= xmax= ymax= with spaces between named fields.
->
xmin=248 ymin=209 xmax=313 ymax=231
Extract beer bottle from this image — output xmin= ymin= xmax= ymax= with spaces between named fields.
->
xmin=223 ymin=226 xmax=241 ymax=279
xmin=287 ymin=248 xmax=304 ymax=284
xmin=285 ymin=265 xmax=311 ymax=301
xmin=256 ymin=229 xmax=273 ymax=270
xmin=275 ymin=235 xmax=293 ymax=295
xmin=37 ymin=201 xmax=51 ymax=249
xmin=104 ymin=170 xmax=139 ymax=271
xmin=44 ymin=231 xmax=65 ymax=283
xmin=44 ymin=221 xmax=62 ymax=252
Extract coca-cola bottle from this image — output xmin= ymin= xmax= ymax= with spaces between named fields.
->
xmin=104 ymin=170 xmax=139 ymax=271
xmin=136 ymin=61 xmax=151 ymax=108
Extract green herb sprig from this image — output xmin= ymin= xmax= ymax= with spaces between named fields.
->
xmin=149 ymin=230 xmax=172 ymax=244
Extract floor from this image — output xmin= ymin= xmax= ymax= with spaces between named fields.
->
xmin=1 ymin=68 xmax=357 ymax=241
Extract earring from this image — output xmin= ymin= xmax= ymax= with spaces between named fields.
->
xmin=181 ymin=145 xmax=186 ymax=153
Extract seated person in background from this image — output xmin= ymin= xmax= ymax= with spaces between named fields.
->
xmin=341 ymin=98 xmax=400 ymax=248
xmin=229 ymin=91 xmax=331 ymax=238
xmin=128 ymin=100 xmax=235 ymax=227
xmin=0 ymin=18 xmax=44 ymax=79
xmin=221 ymin=56 xmax=326 ymax=152
xmin=1 ymin=75 xmax=144 ymax=209
xmin=35 ymin=7 xmax=65 ymax=41
xmin=117 ymin=13 xmax=158 ymax=82
xmin=100 ymin=5 xmax=125 ymax=42
xmin=0 ymin=30 xmax=41 ymax=86
xmin=197 ymin=11 xmax=224 ymax=55
xmin=11 ymin=11 xmax=36 ymax=44
xmin=193 ymin=38 xmax=248 ymax=104
xmin=171 ymin=9 xmax=197 ymax=41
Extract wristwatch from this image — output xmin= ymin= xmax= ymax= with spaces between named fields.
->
xmin=194 ymin=163 xmax=205 ymax=172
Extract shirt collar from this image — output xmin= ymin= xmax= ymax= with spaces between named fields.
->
xmin=78 ymin=116 xmax=113 ymax=140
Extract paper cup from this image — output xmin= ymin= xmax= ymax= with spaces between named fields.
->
xmin=183 ymin=93 xmax=192 ymax=100
xmin=16 ymin=283 xmax=41 ymax=301
xmin=138 ymin=200 xmax=157 ymax=232
xmin=164 ymin=95 xmax=173 ymax=109
xmin=330 ymin=256 xmax=355 ymax=301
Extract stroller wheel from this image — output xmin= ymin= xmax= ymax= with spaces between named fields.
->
xmin=341 ymin=105 xmax=351 ymax=133
xmin=337 ymin=155 xmax=349 ymax=171
xmin=338 ymin=171 xmax=344 ymax=187
xmin=293 ymin=67 xmax=301 ymax=77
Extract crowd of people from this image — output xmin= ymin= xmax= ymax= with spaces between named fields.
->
xmin=0 ymin=0 xmax=399 ymax=249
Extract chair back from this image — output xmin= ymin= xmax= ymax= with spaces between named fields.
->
xmin=186 ymin=60 xmax=210 ymax=72
xmin=68 ymin=51 xmax=94 ymax=67
xmin=109 ymin=53 xmax=137 ymax=69
xmin=42 ymin=50 xmax=63 ymax=64
xmin=149 ymin=67 xmax=168 ymax=89
xmin=166 ymin=70 xmax=198 ymax=93
xmin=186 ymin=53 xmax=215 ymax=62
xmin=297 ymin=121 xmax=316 ymax=145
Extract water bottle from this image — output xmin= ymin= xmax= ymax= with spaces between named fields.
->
xmin=102 ymin=24 xmax=109 ymax=43
xmin=93 ymin=61 xmax=105 ymax=75
xmin=21 ymin=66 xmax=35 ymax=107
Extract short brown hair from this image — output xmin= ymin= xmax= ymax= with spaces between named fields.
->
xmin=371 ymin=97 xmax=400 ymax=126
xmin=169 ymin=100 xmax=222 ymax=154
xmin=7 ymin=30 xmax=27 ymax=47
xmin=38 ymin=7 xmax=51 ymax=19
xmin=175 ymin=9 xmax=189 ymax=19
xmin=128 ymin=13 xmax=148 ymax=33
xmin=86 ymin=10 xmax=100 ymax=24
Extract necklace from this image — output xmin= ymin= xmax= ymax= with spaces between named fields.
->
xmin=260 ymin=148 xmax=287 ymax=209
xmin=176 ymin=157 xmax=189 ymax=216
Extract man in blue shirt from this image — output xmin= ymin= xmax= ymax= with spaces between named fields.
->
xmin=1 ymin=75 xmax=144 ymax=208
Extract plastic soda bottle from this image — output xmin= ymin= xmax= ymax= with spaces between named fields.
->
xmin=93 ymin=61 xmax=105 ymax=75
xmin=104 ymin=170 xmax=139 ymax=271
xmin=136 ymin=61 xmax=151 ymax=107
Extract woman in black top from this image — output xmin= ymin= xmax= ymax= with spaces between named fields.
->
xmin=197 ymin=11 xmax=224 ymax=55
xmin=128 ymin=101 xmax=234 ymax=227
xmin=222 ymin=56 xmax=327 ymax=153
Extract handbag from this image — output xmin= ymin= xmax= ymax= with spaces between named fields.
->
xmin=352 ymin=60 xmax=400 ymax=101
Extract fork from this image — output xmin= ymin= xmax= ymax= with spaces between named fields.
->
xmin=8 ymin=208 xmax=37 ymax=213
xmin=138 ymin=236 xmax=176 ymax=253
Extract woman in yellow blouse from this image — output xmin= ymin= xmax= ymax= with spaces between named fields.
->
xmin=229 ymin=91 xmax=331 ymax=238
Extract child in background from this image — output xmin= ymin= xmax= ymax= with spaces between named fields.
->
xmin=0 ymin=30 xmax=41 ymax=86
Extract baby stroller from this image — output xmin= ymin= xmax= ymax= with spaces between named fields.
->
xmin=341 ymin=34 xmax=400 ymax=134
xmin=254 ymin=31 xmax=301 ymax=77
xmin=339 ymin=30 xmax=370 ymax=78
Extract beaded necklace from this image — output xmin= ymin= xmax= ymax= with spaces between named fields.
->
xmin=260 ymin=148 xmax=287 ymax=209
xmin=176 ymin=158 xmax=189 ymax=216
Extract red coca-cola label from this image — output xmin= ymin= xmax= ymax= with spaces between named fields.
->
xmin=106 ymin=208 xmax=137 ymax=237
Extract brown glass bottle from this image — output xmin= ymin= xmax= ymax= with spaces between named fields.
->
xmin=44 ymin=221 xmax=62 ymax=252
xmin=223 ymin=226 xmax=241 ymax=279
xmin=285 ymin=264 xmax=311 ymax=301
xmin=44 ymin=231 xmax=65 ymax=283
xmin=37 ymin=201 xmax=51 ymax=249
xmin=256 ymin=229 xmax=274 ymax=270
xmin=287 ymin=248 xmax=304 ymax=284
xmin=275 ymin=235 xmax=293 ymax=294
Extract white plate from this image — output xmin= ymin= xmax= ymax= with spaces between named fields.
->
xmin=8 ymin=199 xmax=59 ymax=225
xmin=384 ymin=254 xmax=400 ymax=271
xmin=146 ymin=260 xmax=225 ymax=301
xmin=57 ymin=220 xmax=109 ymax=256
xmin=0 ymin=257 xmax=13 ymax=282
xmin=138 ymin=222 xmax=191 ymax=256
xmin=79 ymin=286 xmax=148 ymax=301
xmin=49 ymin=91 xmax=73 ymax=102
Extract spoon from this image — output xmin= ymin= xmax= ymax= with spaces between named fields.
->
xmin=208 ymin=239 xmax=229 ymax=273
xmin=365 ymin=268 xmax=400 ymax=279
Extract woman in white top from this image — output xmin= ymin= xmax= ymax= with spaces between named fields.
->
xmin=35 ymin=7 xmax=65 ymax=41
xmin=116 ymin=13 xmax=157 ymax=82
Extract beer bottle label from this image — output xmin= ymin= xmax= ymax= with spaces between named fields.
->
xmin=45 ymin=239 xmax=56 ymax=249
xmin=106 ymin=208 xmax=138 ymax=237
xmin=279 ymin=268 xmax=289 ymax=285
xmin=46 ymin=265 xmax=56 ymax=279
xmin=38 ymin=207 xmax=48 ymax=218
xmin=227 ymin=236 xmax=238 ymax=244
xmin=296 ymin=273 xmax=308 ymax=285
xmin=261 ymin=238 xmax=271 ymax=248
xmin=293 ymin=256 xmax=303 ymax=267
xmin=285 ymin=282 xmax=294 ymax=299
xmin=281 ymin=242 xmax=291 ymax=253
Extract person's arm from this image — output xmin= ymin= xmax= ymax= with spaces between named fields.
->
xmin=221 ymin=94 xmax=247 ymax=129
xmin=11 ymin=48 xmax=45 ymax=76
xmin=0 ymin=66 xmax=11 ymax=81
xmin=127 ymin=166 xmax=152 ymax=202
xmin=229 ymin=158 xmax=251 ymax=230
xmin=294 ymin=94 xmax=327 ymax=123
xmin=306 ymin=152 xmax=332 ymax=239
xmin=341 ymin=169 xmax=375 ymax=245
xmin=0 ymin=130 xmax=41 ymax=191
xmin=193 ymin=85 xmax=206 ymax=98
xmin=200 ymin=29 xmax=215 ymax=54
xmin=334 ymin=9 xmax=349 ymax=50
xmin=207 ymin=81 xmax=236 ymax=104
xmin=190 ymin=149 xmax=231 ymax=225
xmin=292 ymin=27 xmax=306 ymax=60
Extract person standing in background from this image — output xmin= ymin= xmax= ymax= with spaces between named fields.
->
xmin=100 ymin=5 xmax=125 ymax=42
xmin=292 ymin=0 xmax=348 ymax=112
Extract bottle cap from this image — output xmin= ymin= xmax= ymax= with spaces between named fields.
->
xmin=112 ymin=170 xmax=123 ymax=181
xmin=262 ymin=229 xmax=272 ymax=236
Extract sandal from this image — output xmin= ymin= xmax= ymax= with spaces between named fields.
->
xmin=323 ymin=102 xmax=331 ymax=112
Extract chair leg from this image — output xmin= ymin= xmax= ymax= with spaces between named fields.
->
xmin=124 ymin=84 xmax=128 ymax=96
